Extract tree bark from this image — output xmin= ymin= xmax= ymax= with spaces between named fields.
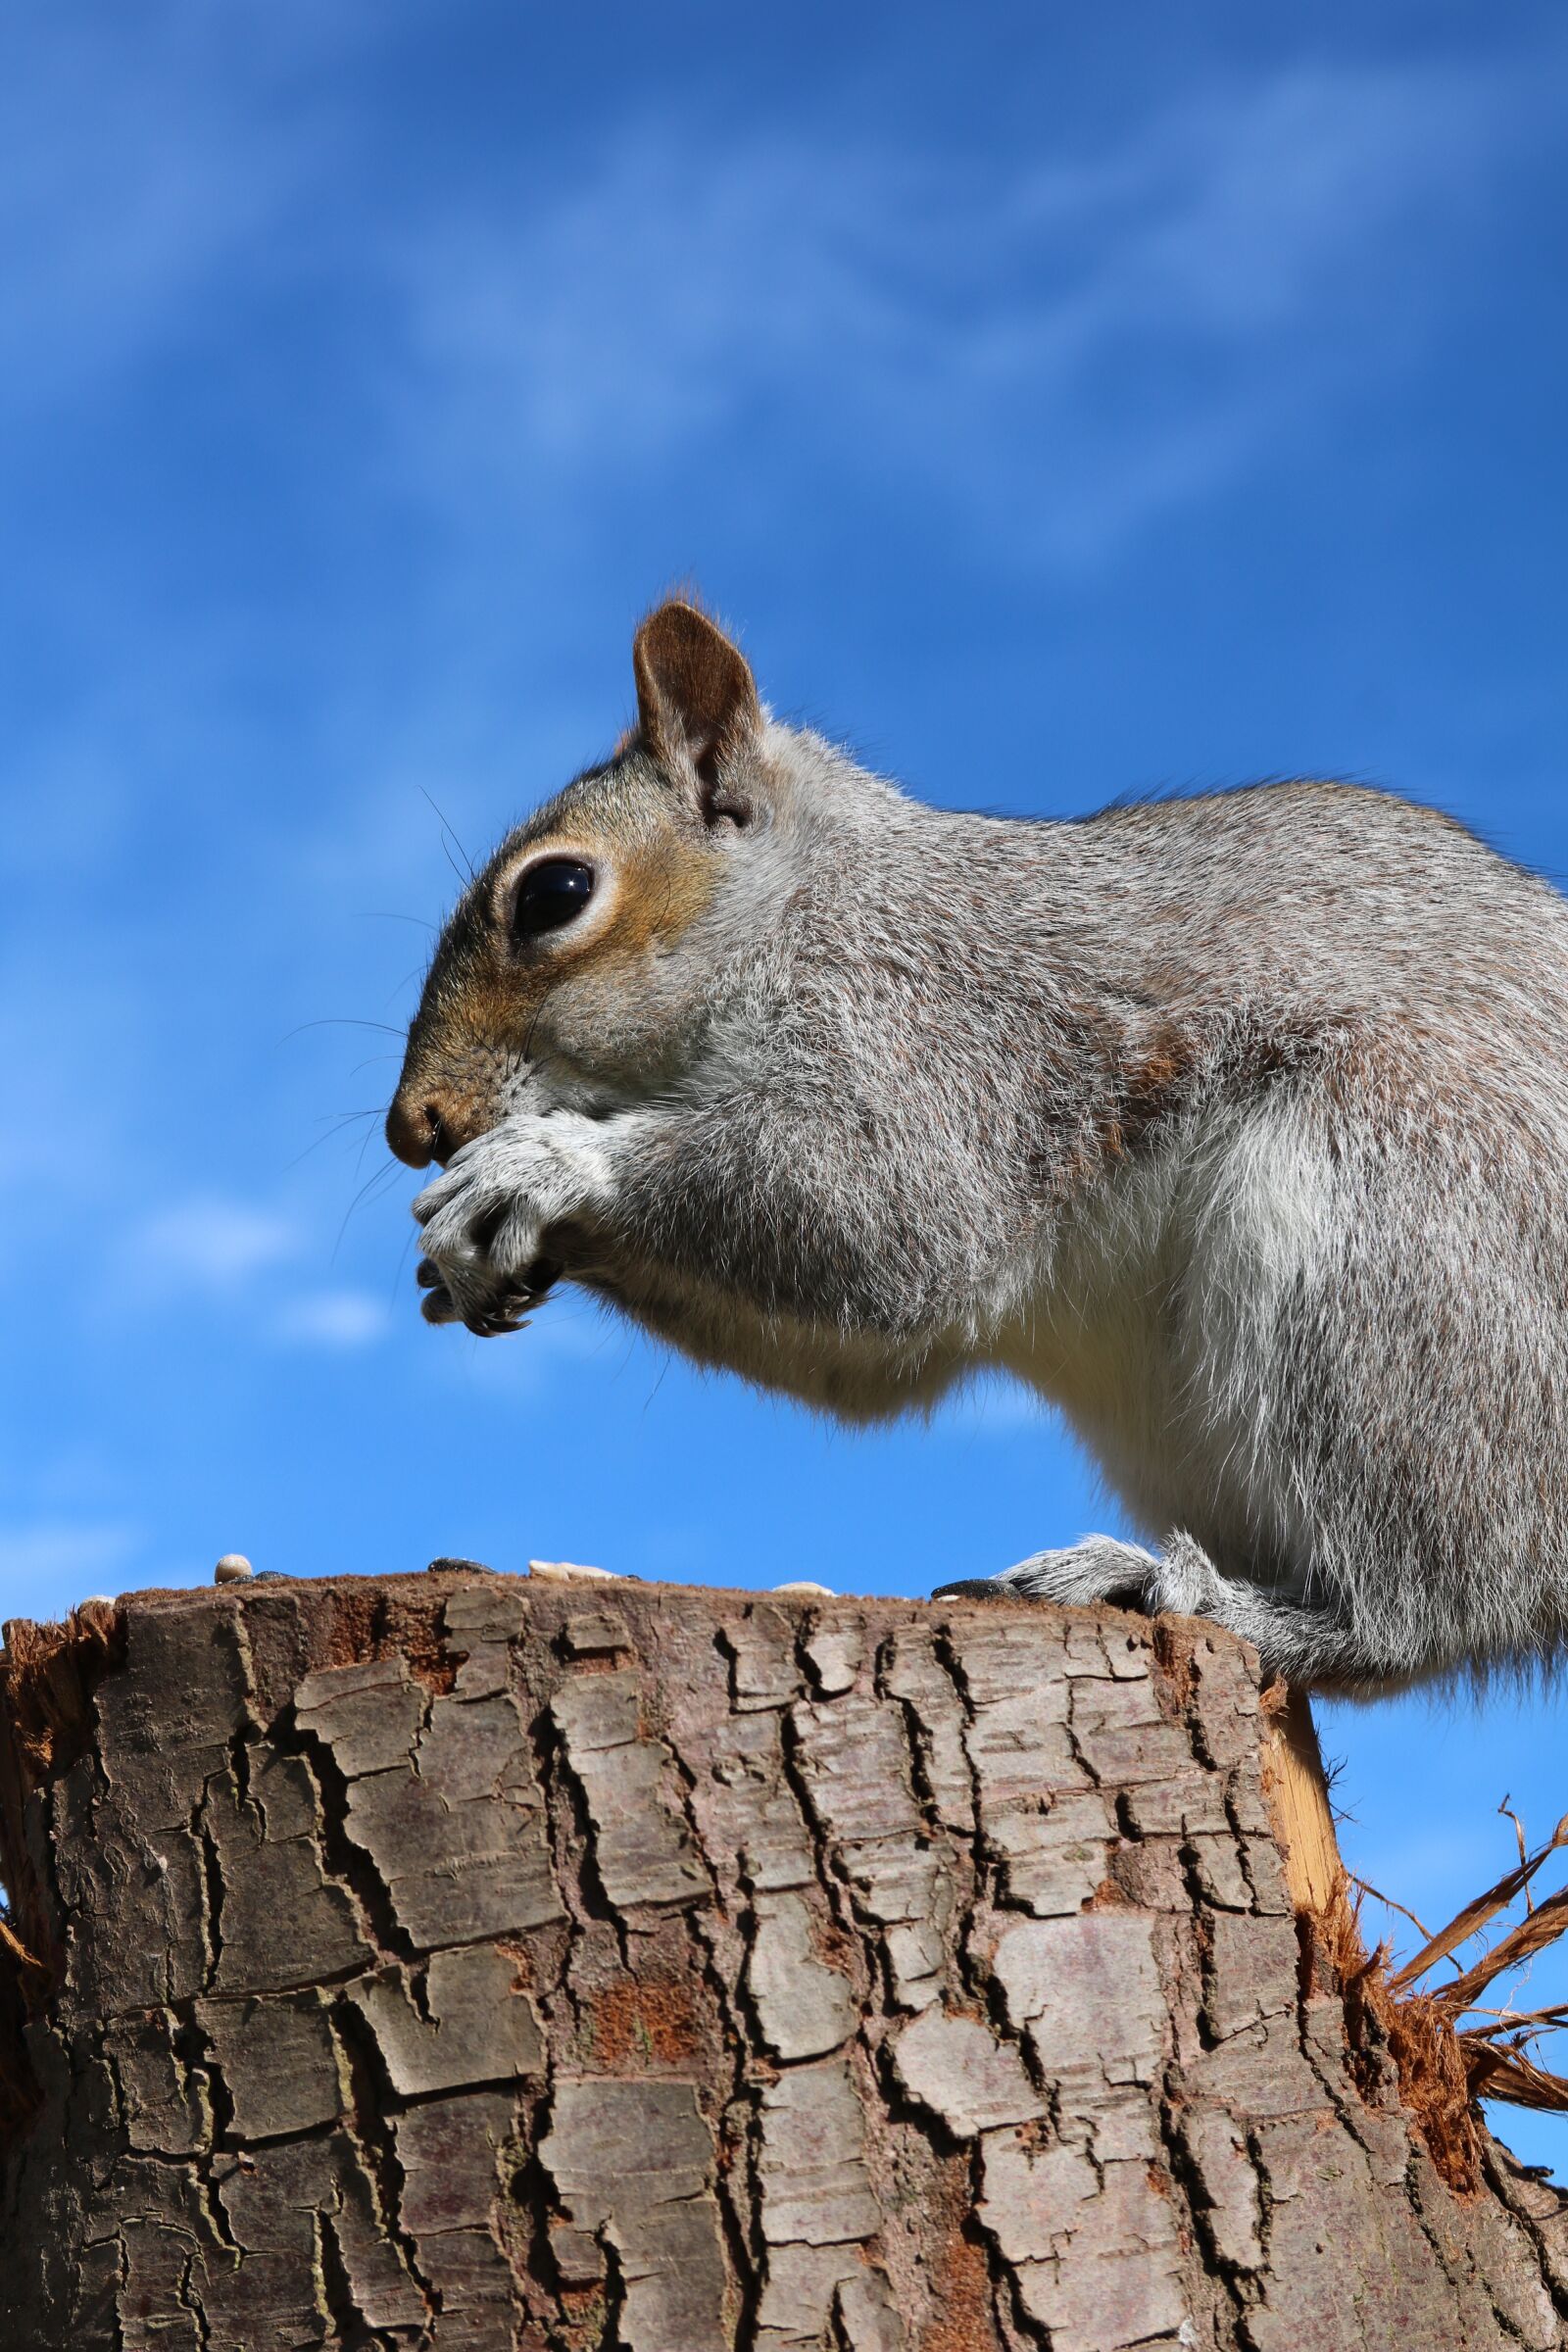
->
xmin=2 ymin=1568 xmax=1567 ymax=2351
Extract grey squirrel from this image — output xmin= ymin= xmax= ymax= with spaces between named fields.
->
xmin=388 ymin=600 xmax=1568 ymax=1694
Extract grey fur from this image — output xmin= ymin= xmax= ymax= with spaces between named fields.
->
xmin=393 ymin=611 xmax=1568 ymax=1693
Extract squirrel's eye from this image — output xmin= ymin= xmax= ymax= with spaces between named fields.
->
xmin=513 ymin=858 xmax=595 ymax=938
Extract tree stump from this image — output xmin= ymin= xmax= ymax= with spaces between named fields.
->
xmin=2 ymin=1568 xmax=1567 ymax=2351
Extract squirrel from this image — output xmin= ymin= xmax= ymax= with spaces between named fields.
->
xmin=387 ymin=598 xmax=1568 ymax=1694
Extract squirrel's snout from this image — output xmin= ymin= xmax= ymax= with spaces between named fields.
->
xmin=387 ymin=1091 xmax=458 ymax=1169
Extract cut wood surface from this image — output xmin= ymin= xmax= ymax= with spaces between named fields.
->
xmin=2 ymin=1567 xmax=1567 ymax=2350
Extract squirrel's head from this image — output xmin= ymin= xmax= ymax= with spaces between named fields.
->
xmin=387 ymin=600 xmax=768 ymax=1168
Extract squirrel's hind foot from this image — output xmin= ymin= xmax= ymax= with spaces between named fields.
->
xmin=937 ymin=1536 xmax=1383 ymax=1690
xmin=936 ymin=1536 xmax=1162 ymax=1614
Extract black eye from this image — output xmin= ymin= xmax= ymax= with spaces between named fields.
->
xmin=513 ymin=858 xmax=595 ymax=938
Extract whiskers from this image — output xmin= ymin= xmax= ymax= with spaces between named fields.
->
xmin=334 ymin=1153 xmax=407 ymax=1262
xmin=279 ymin=1014 xmax=409 ymax=1045
xmin=421 ymin=789 xmax=478 ymax=893
xmin=286 ymin=1103 xmax=386 ymax=1170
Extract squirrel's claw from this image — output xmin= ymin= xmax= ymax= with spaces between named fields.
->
xmin=465 ymin=1306 xmax=530 ymax=1338
xmin=416 ymin=1252 xmax=541 ymax=1337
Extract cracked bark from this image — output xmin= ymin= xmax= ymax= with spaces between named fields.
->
xmin=2 ymin=1574 xmax=1567 ymax=2350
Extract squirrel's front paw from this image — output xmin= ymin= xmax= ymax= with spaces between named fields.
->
xmin=414 ymin=1252 xmax=555 ymax=1336
xmin=411 ymin=1115 xmax=613 ymax=1337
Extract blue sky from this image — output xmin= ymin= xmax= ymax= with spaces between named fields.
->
xmin=4 ymin=2 xmax=1568 ymax=2160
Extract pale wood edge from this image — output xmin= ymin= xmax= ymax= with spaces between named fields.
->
xmin=1260 ymin=1681 xmax=1345 ymax=1917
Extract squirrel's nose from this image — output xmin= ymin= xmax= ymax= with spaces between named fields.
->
xmin=386 ymin=1093 xmax=457 ymax=1169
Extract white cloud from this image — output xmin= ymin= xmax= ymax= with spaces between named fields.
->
xmin=133 ymin=1197 xmax=300 ymax=1290
xmin=273 ymin=1287 xmax=391 ymax=1348
xmin=386 ymin=49 xmax=1550 ymax=561
xmin=1 ymin=23 xmax=1555 ymax=575
xmin=0 ymin=5 xmax=373 ymax=410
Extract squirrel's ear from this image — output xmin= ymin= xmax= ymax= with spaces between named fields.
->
xmin=633 ymin=601 xmax=761 ymax=814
